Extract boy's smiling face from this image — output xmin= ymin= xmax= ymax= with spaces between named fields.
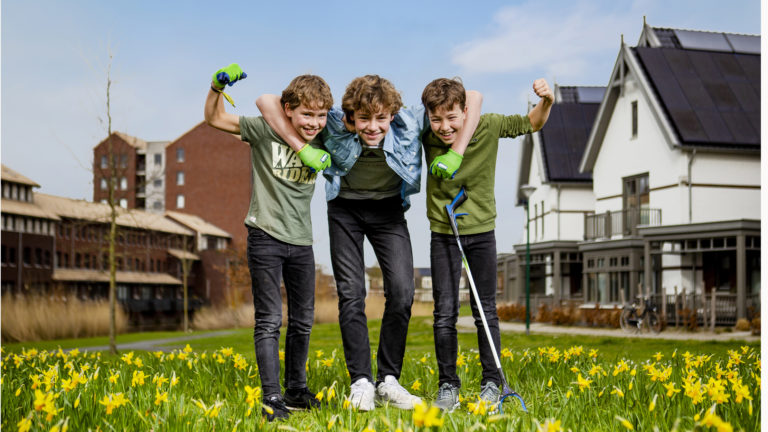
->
xmin=285 ymin=102 xmax=328 ymax=143
xmin=351 ymin=108 xmax=394 ymax=147
xmin=428 ymin=103 xmax=467 ymax=145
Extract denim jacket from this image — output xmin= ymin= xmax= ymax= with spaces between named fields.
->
xmin=322 ymin=106 xmax=425 ymax=210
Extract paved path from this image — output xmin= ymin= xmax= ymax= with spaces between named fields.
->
xmin=71 ymin=329 xmax=242 ymax=353
xmin=456 ymin=316 xmax=759 ymax=342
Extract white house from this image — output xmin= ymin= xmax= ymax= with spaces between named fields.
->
xmin=578 ymin=23 xmax=760 ymax=321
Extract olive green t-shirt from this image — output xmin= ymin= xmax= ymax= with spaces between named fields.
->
xmin=338 ymin=145 xmax=401 ymax=200
xmin=423 ymin=113 xmax=533 ymax=235
xmin=239 ymin=116 xmax=320 ymax=246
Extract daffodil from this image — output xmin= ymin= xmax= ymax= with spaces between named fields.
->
xmin=411 ymin=379 xmax=421 ymax=391
xmin=155 ymin=390 xmax=169 ymax=405
xmin=17 ymin=417 xmax=32 ymax=432
xmin=537 ymin=418 xmax=563 ymax=432
xmin=575 ymin=374 xmax=592 ymax=392
xmin=467 ymin=398 xmax=488 ymax=416
xmin=615 ymin=416 xmax=634 ymax=430
xmin=663 ymin=382 xmax=680 ymax=397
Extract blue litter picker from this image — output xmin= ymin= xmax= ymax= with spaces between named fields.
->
xmin=445 ymin=186 xmax=528 ymax=414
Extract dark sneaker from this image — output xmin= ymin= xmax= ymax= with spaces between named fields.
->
xmin=479 ymin=381 xmax=501 ymax=413
xmin=284 ymin=387 xmax=321 ymax=410
xmin=262 ymin=394 xmax=290 ymax=421
xmin=434 ymin=383 xmax=460 ymax=412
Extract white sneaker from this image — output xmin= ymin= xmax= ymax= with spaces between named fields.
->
xmin=375 ymin=375 xmax=422 ymax=409
xmin=348 ymin=378 xmax=375 ymax=411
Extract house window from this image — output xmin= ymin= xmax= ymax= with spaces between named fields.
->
xmin=177 ymin=171 xmax=185 ymax=186
xmin=631 ymin=100 xmax=638 ymax=138
xmin=154 ymin=153 xmax=162 ymax=165
xmin=153 ymin=179 xmax=162 ymax=187
xmin=120 ymin=177 xmax=128 ymax=190
xmin=119 ymin=198 xmax=128 ymax=208
xmin=2 ymin=183 xmax=8 ymax=199
xmin=120 ymin=154 xmax=128 ymax=169
xmin=100 ymin=178 xmax=107 ymax=190
xmin=176 ymin=148 xmax=185 ymax=163
xmin=101 ymin=155 xmax=108 ymax=169
xmin=176 ymin=194 xmax=185 ymax=209
xmin=153 ymin=201 xmax=162 ymax=210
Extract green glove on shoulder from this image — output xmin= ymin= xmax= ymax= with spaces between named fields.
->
xmin=297 ymin=144 xmax=332 ymax=172
xmin=429 ymin=149 xmax=463 ymax=179
xmin=212 ymin=63 xmax=247 ymax=88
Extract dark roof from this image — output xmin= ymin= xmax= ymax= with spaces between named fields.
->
xmin=633 ymin=29 xmax=760 ymax=149
xmin=539 ymin=87 xmax=603 ymax=182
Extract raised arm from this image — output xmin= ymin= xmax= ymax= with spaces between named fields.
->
xmin=527 ymin=79 xmax=554 ymax=131
xmin=428 ymin=90 xmax=483 ymax=179
xmin=255 ymin=94 xmax=305 ymax=153
xmin=450 ymin=90 xmax=483 ymax=155
xmin=204 ymin=64 xmax=246 ymax=134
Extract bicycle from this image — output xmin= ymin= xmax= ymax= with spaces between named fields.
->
xmin=620 ymin=296 xmax=662 ymax=333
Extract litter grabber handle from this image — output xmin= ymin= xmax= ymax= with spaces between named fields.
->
xmin=445 ymin=187 xmax=469 ymax=240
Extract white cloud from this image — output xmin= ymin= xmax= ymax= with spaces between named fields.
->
xmin=451 ymin=1 xmax=641 ymax=81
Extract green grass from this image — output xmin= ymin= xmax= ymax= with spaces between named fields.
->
xmin=4 ymin=316 xmax=757 ymax=364
xmin=1 ymin=313 xmax=760 ymax=431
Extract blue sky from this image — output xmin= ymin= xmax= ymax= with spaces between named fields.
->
xmin=1 ymin=0 xmax=761 ymax=270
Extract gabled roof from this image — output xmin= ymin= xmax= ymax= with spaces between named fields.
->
xmin=94 ymin=132 xmax=148 ymax=150
xmin=35 ymin=193 xmax=193 ymax=235
xmin=581 ymin=23 xmax=760 ymax=172
xmin=1 ymin=164 xmax=40 ymax=187
xmin=166 ymin=211 xmax=232 ymax=238
xmin=539 ymin=86 xmax=603 ymax=182
xmin=516 ymin=86 xmax=601 ymax=204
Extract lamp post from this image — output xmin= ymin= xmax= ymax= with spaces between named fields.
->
xmin=520 ymin=184 xmax=536 ymax=336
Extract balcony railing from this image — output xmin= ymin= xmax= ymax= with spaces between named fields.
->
xmin=584 ymin=208 xmax=661 ymax=240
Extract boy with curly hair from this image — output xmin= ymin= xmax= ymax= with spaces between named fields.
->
xmin=257 ymin=75 xmax=481 ymax=411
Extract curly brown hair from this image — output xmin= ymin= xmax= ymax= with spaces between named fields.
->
xmin=341 ymin=75 xmax=403 ymax=120
xmin=281 ymin=75 xmax=333 ymax=111
xmin=421 ymin=77 xmax=466 ymax=114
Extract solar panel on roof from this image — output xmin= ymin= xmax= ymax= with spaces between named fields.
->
xmin=725 ymin=34 xmax=760 ymax=54
xmin=576 ymin=87 xmax=605 ymax=103
xmin=674 ymin=30 xmax=731 ymax=52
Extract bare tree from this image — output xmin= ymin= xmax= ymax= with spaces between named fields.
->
xmin=104 ymin=55 xmax=119 ymax=355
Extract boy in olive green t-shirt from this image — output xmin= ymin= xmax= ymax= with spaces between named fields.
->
xmin=421 ymin=77 xmax=554 ymax=412
xmin=204 ymin=63 xmax=333 ymax=421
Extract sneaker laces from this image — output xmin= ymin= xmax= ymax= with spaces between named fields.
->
xmin=479 ymin=382 xmax=500 ymax=400
xmin=438 ymin=383 xmax=455 ymax=400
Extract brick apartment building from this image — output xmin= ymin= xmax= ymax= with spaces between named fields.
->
xmin=164 ymin=122 xmax=251 ymax=249
xmin=93 ymin=123 xmax=251 ymax=249
xmin=2 ymin=165 xmax=233 ymax=329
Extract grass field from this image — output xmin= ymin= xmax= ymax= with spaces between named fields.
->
xmin=2 ymin=312 xmax=760 ymax=431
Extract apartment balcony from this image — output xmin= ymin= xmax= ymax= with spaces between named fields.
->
xmin=584 ymin=208 xmax=662 ymax=240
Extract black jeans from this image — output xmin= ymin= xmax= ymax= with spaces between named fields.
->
xmin=328 ymin=197 xmax=415 ymax=384
xmin=431 ymin=230 xmax=501 ymax=388
xmin=247 ymin=226 xmax=315 ymax=397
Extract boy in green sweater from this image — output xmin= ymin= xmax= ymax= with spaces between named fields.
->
xmin=421 ymin=77 xmax=553 ymax=411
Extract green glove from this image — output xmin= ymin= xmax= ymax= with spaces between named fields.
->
xmin=297 ymin=144 xmax=332 ymax=172
xmin=429 ymin=149 xmax=463 ymax=179
xmin=212 ymin=63 xmax=247 ymax=88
